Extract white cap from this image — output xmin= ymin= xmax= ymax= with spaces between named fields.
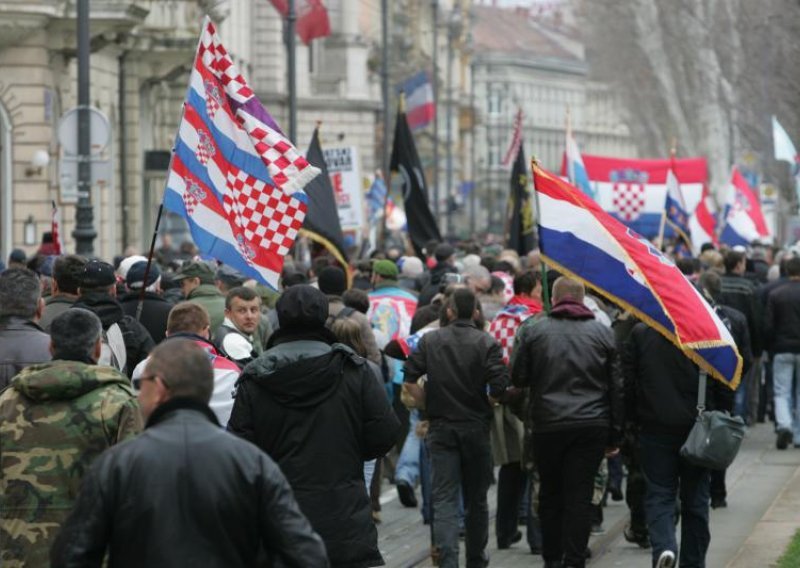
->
xmin=117 ymin=255 xmax=148 ymax=279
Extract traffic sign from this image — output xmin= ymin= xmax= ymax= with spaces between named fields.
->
xmin=57 ymin=106 xmax=111 ymax=155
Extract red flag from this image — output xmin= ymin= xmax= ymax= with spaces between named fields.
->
xmin=268 ymin=0 xmax=330 ymax=45
xmin=51 ymin=200 xmax=63 ymax=255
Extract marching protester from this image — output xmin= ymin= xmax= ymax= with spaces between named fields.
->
xmin=118 ymin=260 xmax=172 ymax=344
xmin=40 ymin=254 xmax=87 ymax=330
xmin=51 ymin=339 xmax=328 ymax=567
xmin=212 ymin=286 xmax=263 ymax=368
xmin=1 ymin=309 xmax=142 ymax=566
xmin=173 ymin=259 xmax=227 ymax=330
xmin=228 ymin=284 xmax=400 ymax=568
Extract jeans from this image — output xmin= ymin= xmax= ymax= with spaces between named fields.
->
xmin=420 ymin=433 xmax=432 ymax=523
xmin=640 ymin=432 xmax=710 ymax=568
xmin=395 ymin=409 xmax=421 ymax=486
xmin=773 ymin=353 xmax=800 ymax=442
xmin=428 ymin=422 xmax=493 ymax=568
xmin=734 ymin=367 xmax=749 ymax=420
xmin=533 ymin=427 xmax=606 ymax=567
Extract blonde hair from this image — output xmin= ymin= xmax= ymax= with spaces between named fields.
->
xmin=331 ymin=317 xmax=367 ymax=357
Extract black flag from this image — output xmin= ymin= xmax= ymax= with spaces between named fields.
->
xmin=301 ymin=127 xmax=348 ymax=268
xmin=506 ymin=142 xmax=535 ymax=255
xmin=390 ymin=108 xmax=441 ymax=255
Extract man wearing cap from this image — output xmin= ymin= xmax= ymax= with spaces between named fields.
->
xmin=173 ymin=260 xmax=226 ymax=331
xmin=118 ymin=260 xmax=173 ymax=344
xmin=368 ymin=259 xmax=418 ymax=347
xmin=419 ymin=244 xmax=459 ymax=306
xmin=8 ymin=248 xmax=27 ymax=269
xmin=229 ymin=285 xmax=399 ymax=568
xmin=318 ymin=265 xmax=381 ymax=365
xmin=40 ymin=255 xmax=87 ymax=331
xmin=72 ymin=260 xmax=154 ymax=377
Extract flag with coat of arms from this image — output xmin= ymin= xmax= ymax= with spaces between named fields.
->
xmin=163 ymin=17 xmax=320 ymax=290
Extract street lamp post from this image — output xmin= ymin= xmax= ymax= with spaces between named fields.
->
xmin=73 ymin=0 xmax=96 ymax=255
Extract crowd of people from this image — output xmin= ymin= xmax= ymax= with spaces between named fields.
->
xmin=0 ymin=234 xmax=798 ymax=568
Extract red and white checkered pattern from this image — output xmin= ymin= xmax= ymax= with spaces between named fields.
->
xmin=204 ymin=79 xmax=223 ymax=118
xmin=223 ymin=167 xmax=307 ymax=257
xmin=196 ymin=128 xmax=215 ymax=166
xmin=198 ymin=21 xmax=254 ymax=104
xmin=612 ymin=183 xmax=645 ymax=222
xmin=489 ymin=314 xmax=526 ymax=365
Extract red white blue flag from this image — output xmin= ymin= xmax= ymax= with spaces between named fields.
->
xmin=164 ymin=18 xmax=320 ymax=290
xmin=688 ymin=184 xmax=718 ymax=252
xmin=399 ymin=71 xmax=435 ymax=131
xmin=719 ymin=166 xmax=770 ymax=247
xmin=533 ymin=162 xmax=742 ymax=389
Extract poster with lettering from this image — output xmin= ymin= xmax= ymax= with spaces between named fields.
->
xmin=322 ymin=146 xmax=365 ymax=231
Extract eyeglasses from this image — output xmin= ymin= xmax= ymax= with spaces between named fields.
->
xmin=132 ymin=374 xmax=168 ymax=391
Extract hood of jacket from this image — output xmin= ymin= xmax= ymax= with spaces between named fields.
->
xmin=188 ymin=283 xmax=224 ymax=300
xmin=73 ymin=292 xmax=125 ymax=328
xmin=242 ymin=341 xmax=362 ymax=409
xmin=550 ymin=298 xmax=595 ymax=320
xmin=12 ymin=359 xmax=132 ymax=402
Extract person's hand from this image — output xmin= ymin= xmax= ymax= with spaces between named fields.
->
xmin=605 ymin=447 xmax=620 ymax=458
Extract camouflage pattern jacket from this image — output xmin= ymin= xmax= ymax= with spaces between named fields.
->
xmin=0 ymin=360 xmax=143 ymax=567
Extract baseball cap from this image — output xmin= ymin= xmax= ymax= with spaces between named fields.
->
xmin=9 ymin=249 xmax=26 ymax=264
xmin=434 ymin=243 xmax=455 ymax=262
xmin=173 ymin=260 xmax=216 ymax=283
xmin=126 ymin=261 xmax=161 ymax=289
xmin=373 ymin=259 xmax=399 ymax=279
xmin=215 ymin=264 xmax=245 ymax=288
xmin=80 ymin=259 xmax=117 ymax=288
xmin=117 ymin=255 xmax=148 ymax=279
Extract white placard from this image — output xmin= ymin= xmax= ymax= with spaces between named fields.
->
xmin=323 ymin=146 xmax=365 ymax=231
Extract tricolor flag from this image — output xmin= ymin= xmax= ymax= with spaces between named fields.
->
xmin=688 ymin=185 xmax=718 ymax=253
xmin=565 ymin=117 xmax=594 ymax=199
xmin=163 ymin=18 xmax=319 ymax=290
xmin=664 ymin=167 xmax=691 ymax=248
xmin=399 ymin=71 xmax=435 ymax=131
xmin=719 ymin=166 xmax=770 ymax=247
xmin=773 ymin=116 xmax=800 ymax=205
xmin=532 ymin=161 xmax=742 ymax=388
xmin=51 ymin=200 xmax=63 ymax=255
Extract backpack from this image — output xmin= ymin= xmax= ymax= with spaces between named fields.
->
xmin=325 ymin=306 xmax=356 ymax=329
xmin=98 ymin=322 xmax=127 ymax=374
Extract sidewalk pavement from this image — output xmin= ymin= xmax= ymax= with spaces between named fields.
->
xmin=377 ymin=423 xmax=800 ymax=567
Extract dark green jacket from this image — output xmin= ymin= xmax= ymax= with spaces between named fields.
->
xmin=187 ymin=284 xmax=226 ymax=331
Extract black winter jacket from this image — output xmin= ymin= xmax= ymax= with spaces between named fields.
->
xmin=765 ymin=280 xmax=800 ymax=355
xmin=0 ymin=317 xmax=51 ymax=390
xmin=404 ymin=319 xmax=509 ymax=425
xmin=72 ymin=292 xmax=155 ymax=377
xmin=118 ymin=291 xmax=173 ymax=344
xmin=623 ymin=323 xmax=735 ymax=437
xmin=719 ymin=273 xmax=762 ymax=356
xmin=511 ymin=300 xmax=623 ymax=444
xmin=228 ymin=340 xmax=400 ymax=568
xmin=50 ymin=398 xmax=329 ymax=568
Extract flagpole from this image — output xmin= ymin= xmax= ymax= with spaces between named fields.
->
xmin=530 ymin=157 xmax=551 ymax=314
xmin=287 ymin=0 xmax=298 ymax=143
xmin=565 ymin=105 xmax=574 ymax=184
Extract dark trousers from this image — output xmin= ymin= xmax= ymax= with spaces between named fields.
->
xmin=533 ymin=427 xmax=606 ymax=567
xmin=640 ymin=432 xmax=710 ymax=568
xmin=496 ymin=463 xmax=526 ymax=546
xmin=710 ymin=468 xmax=726 ymax=502
xmin=428 ymin=422 xmax=492 ymax=568
xmin=624 ymin=452 xmax=647 ymax=534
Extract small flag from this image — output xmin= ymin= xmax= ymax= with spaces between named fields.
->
xmin=399 ymin=71 xmax=435 ymax=131
xmin=664 ymin=167 xmax=691 ymax=248
xmin=365 ymin=175 xmax=387 ymax=223
xmin=300 ymin=127 xmax=348 ymax=269
xmin=501 ymin=108 xmax=523 ymax=167
xmin=689 ymin=185 xmax=718 ymax=253
xmin=268 ymin=0 xmax=331 ymax=44
xmin=773 ymin=116 xmax=800 ymax=205
xmin=51 ymin=200 xmax=63 ymax=255
xmin=565 ymin=116 xmax=594 ymax=198
xmin=390 ymin=104 xmax=441 ymax=255
xmin=532 ymin=162 xmax=742 ymax=389
xmin=719 ymin=166 xmax=770 ymax=247
xmin=506 ymin=142 xmax=535 ymax=255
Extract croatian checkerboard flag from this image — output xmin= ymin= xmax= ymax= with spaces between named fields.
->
xmin=164 ymin=17 xmax=320 ymax=289
xmin=719 ymin=166 xmax=770 ymax=247
xmin=533 ymin=162 xmax=742 ymax=388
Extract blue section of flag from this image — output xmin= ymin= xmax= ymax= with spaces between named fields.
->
xmin=366 ymin=177 xmax=387 ymax=222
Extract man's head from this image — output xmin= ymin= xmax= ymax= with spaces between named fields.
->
xmin=371 ymin=259 xmax=399 ymax=285
xmin=50 ymin=308 xmax=103 ymax=362
xmin=444 ymin=288 xmax=479 ymax=323
xmin=0 ymin=267 xmax=44 ymax=321
xmin=167 ymin=301 xmax=211 ymax=339
xmin=52 ymin=255 xmax=87 ymax=297
xmin=138 ymin=339 xmax=214 ymax=420
xmin=786 ymin=256 xmax=800 ymax=279
xmin=117 ymin=255 xmax=148 ymax=281
xmin=513 ymin=270 xmax=541 ymax=298
xmin=318 ymin=266 xmax=347 ymax=296
xmin=699 ymin=270 xmax=722 ymax=302
xmin=434 ymin=243 xmax=455 ymax=265
xmin=399 ymin=256 xmax=424 ymax=279
xmin=78 ymin=259 xmax=117 ymax=297
xmin=173 ymin=260 xmax=216 ymax=297
xmin=724 ymin=250 xmax=746 ymax=275
xmin=552 ymin=276 xmax=585 ymax=305
xmin=126 ymin=261 xmax=162 ymax=293
xmin=275 ymin=285 xmax=329 ymax=332
xmin=224 ymin=286 xmax=261 ymax=335
xmin=463 ymin=264 xmax=491 ymax=294
xmin=215 ymin=264 xmax=245 ymax=293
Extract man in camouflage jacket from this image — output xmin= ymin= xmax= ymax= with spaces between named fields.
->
xmin=0 ymin=308 xmax=142 ymax=567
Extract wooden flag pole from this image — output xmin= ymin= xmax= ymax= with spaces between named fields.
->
xmin=530 ymin=157 xmax=551 ymax=314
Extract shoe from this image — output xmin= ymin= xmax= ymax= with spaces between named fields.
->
xmin=396 ymin=480 xmax=418 ymax=508
xmin=497 ymin=530 xmax=523 ymax=549
xmin=711 ymin=496 xmax=728 ymax=509
xmin=777 ymin=429 xmax=792 ymax=450
xmin=623 ymin=525 xmax=651 ymax=549
xmin=530 ymin=546 xmax=542 ymax=555
xmin=656 ymin=550 xmax=676 ymax=568
xmin=590 ymin=522 xmax=605 ymax=535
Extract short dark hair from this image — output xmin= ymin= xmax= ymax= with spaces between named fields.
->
xmin=281 ymin=271 xmax=308 ymax=288
xmin=675 ymin=257 xmax=696 ymax=276
xmin=53 ymin=255 xmax=88 ymax=295
xmin=225 ymin=286 xmax=259 ymax=310
xmin=342 ymin=288 xmax=370 ymax=314
xmin=447 ymin=288 xmax=477 ymax=320
xmin=51 ymin=308 xmax=102 ymax=361
xmin=0 ymin=268 xmax=41 ymax=319
xmin=724 ymin=250 xmax=745 ymax=273
xmin=146 ymin=339 xmax=213 ymax=404
xmin=785 ymin=257 xmax=800 ymax=278
xmin=167 ymin=302 xmax=210 ymax=334
xmin=493 ymin=260 xmax=515 ymax=275
xmin=513 ymin=271 xmax=539 ymax=296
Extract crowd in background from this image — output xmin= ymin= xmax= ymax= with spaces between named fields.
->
xmin=1 ymin=232 xmax=799 ymax=568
